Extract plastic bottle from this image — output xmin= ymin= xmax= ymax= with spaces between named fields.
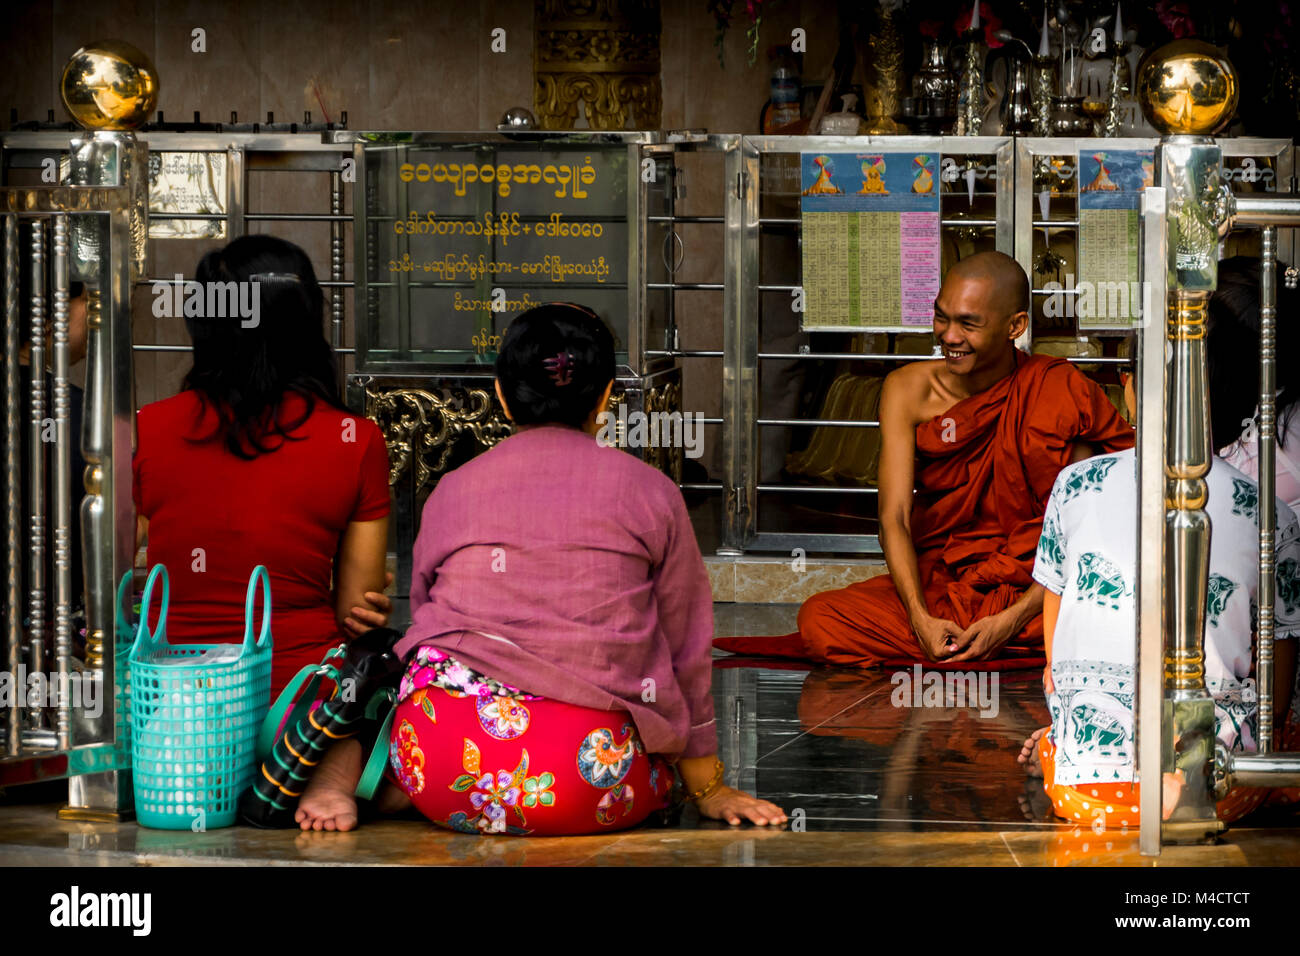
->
xmin=769 ymin=48 xmax=801 ymax=129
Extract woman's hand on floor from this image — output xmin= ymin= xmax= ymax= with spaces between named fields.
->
xmin=343 ymin=572 xmax=394 ymax=635
xmin=695 ymin=785 xmax=789 ymax=827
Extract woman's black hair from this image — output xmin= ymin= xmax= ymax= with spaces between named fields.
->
xmin=182 ymin=234 xmax=346 ymax=459
xmin=1207 ymin=256 xmax=1300 ymax=452
xmin=494 ymin=303 xmax=615 ymax=428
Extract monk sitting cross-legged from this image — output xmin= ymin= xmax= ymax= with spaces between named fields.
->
xmin=796 ymin=252 xmax=1135 ymax=667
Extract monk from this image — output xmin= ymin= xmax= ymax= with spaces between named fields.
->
xmin=796 ymin=251 xmax=1135 ymax=666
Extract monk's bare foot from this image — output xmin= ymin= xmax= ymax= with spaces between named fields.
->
xmin=1018 ymin=726 xmax=1049 ymax=776
xmin=1161 ymin=770 xmax=1186 ymax=821
xmin=296 ymin=738 xmax=362 ymax=832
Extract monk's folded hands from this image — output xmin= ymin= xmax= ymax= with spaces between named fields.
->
xmin=909 ymin=611 xmax=965 ymax=661
xmin=945 ymin=608 xmax=1021 ymax=662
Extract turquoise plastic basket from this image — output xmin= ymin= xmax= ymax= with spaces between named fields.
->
xmin=128 ymin=564 xmax=273 ymax=830
xmin=113 ymin=571 xmax=135 ymax=758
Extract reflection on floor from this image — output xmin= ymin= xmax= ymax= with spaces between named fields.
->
xmin=1 ymin=603 xmax=1299 ymax=866
xmin=715 ymin=654 xmax=1053 ymax=832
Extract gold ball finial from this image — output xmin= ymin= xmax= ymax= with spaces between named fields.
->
xmin=60 ymin=40 xmax=159 ymax=131
xmin=1136 ymin=40 xmax=1239 ymax=136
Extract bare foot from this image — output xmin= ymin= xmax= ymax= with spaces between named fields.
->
xmin=1017 ymin=777 xmax=1053 ymax=822
xmin=1018 ymin=726 xmax=1050 ymax=776
xmin=296 ymin=738 xmax=363 ymax=832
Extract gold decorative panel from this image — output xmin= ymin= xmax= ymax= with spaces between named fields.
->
xmin=364 ymin=385 xmax=513 ymax=498
xmin=364 ymin=377 xmax=682 ymax=498
xmin=534 ymin=0 xmax=662 ymax=130
xmin=642 ymin=380 xmax=683 ymax=485
xmin=601 ymin=381 xmax=681 ymax=483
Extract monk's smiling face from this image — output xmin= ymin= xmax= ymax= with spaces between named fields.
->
xmin=932 ymin=253 xmax=1029 ymax=380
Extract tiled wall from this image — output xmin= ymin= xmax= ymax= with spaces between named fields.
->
xmin=705 ymin=555 xmax=888 ymax=605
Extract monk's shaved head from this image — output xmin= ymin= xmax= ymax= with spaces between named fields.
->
xmin=932 ymin=251 xmax=1029 ymax=379
xmin=944 ymin=251 xmax=1030 ymax=318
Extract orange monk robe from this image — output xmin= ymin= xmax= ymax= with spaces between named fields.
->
xmin=798 ymin=351 xmax=1135 ymax=667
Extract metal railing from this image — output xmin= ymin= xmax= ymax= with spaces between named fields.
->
xmin=1 ymin=132 xmax=355 ymax=381
xmin=1136 ymin=161 xmax=1300 ymax=855
xmin=0 ymin=131 xmax=355 ymax=815
xmin=1210 ymin=199 xmax=1300 ymax=797
xmin=1 ymin=186 xmax=135 ymax=789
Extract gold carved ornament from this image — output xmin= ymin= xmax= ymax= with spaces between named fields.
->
xmin=534 ymin=0 xmax=662 ymax=130
xmin=642 ymin=381 xmax=683 ymax=485
xmin=863 ymin=6 xmax=905 ymax=135
xmin=365 ymin=379 xmax=682 ymax=495
xmin=602 ymin=383 xmax=684 ymax=484
xmin=364 ymin=386 xmax=513 ymax=498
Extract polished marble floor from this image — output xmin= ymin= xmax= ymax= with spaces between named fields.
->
xmin=2 ymin=603 xmax=1299 ymax=866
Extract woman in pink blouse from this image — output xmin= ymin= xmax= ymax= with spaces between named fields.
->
xmin=297 ymin=303 xmax=785 ymax=835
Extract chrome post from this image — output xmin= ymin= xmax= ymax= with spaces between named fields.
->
xmin=50 ymin=213 xmax=72 ymax=752
xmin=628 ymin=142 xmax=644 ymax=377
xmin=1011 ymin=138 xmax=1039 ymax=353
xmin=995 ymin=139 xmax=1015 ymax=257
xmin=27 ymin=220 xmax=48 ymax=731
xmin=1156 ymin=134 xmax=1228 ymax=844
xmin=61 ymin=129 xmax=143 ymax=820
xmin=1137 ymin=186 xmax=1169 ymax=856
xmin=720 ymin=137 xmax=756 ymax=555
xmin=1259 ymin=226 xmax=1278 ymax=753
xmin=1221 ymin=749 xmax=1300 ymax=788
xmin=3 ymin=213 xmax=19 ymax=759
xmin=330 ymin=169 xmax=344 ymax=359
xmin=720 ymin=140 xmax=740 ymax=553
xmin=80 ymin=283 xmax=107 ymax=678
xmin=1232 ymin=196 xmax=1300 ymax=227
xmin=226 ymin=146 xmax=245 ymax=239
xmin=359 ymin=141 xmax=379 ymax=367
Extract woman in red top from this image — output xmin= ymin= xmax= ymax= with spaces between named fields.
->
xmin=133 ymin=235 xmax=391 ymax=693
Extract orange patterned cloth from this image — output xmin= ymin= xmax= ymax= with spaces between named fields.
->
xmin=1037 ymin=725 xmax=1300 ymax=829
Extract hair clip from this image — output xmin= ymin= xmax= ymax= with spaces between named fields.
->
xmin=248 ymin=272 xmax=302 ymax=284
xmin=543 ymin=350 xmax=575 ymax=386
